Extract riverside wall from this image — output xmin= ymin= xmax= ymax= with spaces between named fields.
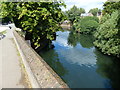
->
xmin=13 ymin=31 xmax=69 ymax=88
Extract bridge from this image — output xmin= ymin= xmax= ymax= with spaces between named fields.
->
xmin=0 ymin=24 xmax=68 ymax=89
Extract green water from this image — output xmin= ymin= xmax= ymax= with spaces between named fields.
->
xmin=39 ymin=31 xmax=120 ymax=88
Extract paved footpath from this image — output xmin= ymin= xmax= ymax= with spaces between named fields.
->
xmin=0 ymin=25 xmax=30 ymax=89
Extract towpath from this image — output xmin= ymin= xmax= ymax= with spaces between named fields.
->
xmin=0 ymin=24 xmax=30 ymax=89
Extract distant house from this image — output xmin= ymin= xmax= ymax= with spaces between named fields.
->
xmin=88 ymin=13 xmax=93 ymax=16
xmin=81 ymin=13 xmax=93 ymax=17
xmin=60 ymin=20 xmax=71 ymax=29
xmin=81 ymin=13 xmax=87 ymax=17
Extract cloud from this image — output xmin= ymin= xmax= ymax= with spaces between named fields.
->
xmin=62 ymin=0 xmax=107 ymax=12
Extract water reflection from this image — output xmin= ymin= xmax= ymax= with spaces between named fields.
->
xmin=39 ymin=48 xmax=68 ymax=77
xmin=68 ymin=31 xmax=94 ymax=48
xmin=94 ymin=48 xmax=120 ymax=88
xmin=55 ymin=31 xmax=96 ymax=66
xmin=39 ymin=30 xmax=120 ymax=88
xmin=68 ymin=31 xmax=79 ymax=47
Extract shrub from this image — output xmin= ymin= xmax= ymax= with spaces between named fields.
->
xmin=94 ymin=10 xmax=120 ymax=57
xmin=74 ymin=16 xmax=99 ymax=34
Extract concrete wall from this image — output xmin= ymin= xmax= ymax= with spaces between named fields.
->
xmin=13 ymin=31 xmax=69 ymax=88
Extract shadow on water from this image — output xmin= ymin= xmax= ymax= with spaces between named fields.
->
xmin=94 ymin=48 xmax=120 ymax=89
xmin=39 ymin=48 xmax=68 ymax=79
xmin=39 ymin=30 xmax=120 ymax=88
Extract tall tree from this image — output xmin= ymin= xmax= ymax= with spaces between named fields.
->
xmin=94 ymin=1 xmax=120 ymax=57
xmin=94 ymin=10 xmax=120 ymax=57
xmin=66 ymin=5 xmax=85 ymax=24
xmin=1 ymin=2 xmax=66 ymax=50
xmin=79 ymin=8 xmax=85 ymax=14
xmin=102 ymin=1 xmax=120 ymax=15
xmin=89 ymin=8 xmax=99 ymax=16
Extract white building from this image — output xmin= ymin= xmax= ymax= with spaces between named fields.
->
xmin=81 ymin=13 xmax=93 ymax=17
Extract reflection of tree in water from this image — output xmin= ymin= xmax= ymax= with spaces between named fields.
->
xmin=68 ymin=31 xmax=79 ymax=47
xmin=79 ymin=34 xmax=94 ymax=48
xmin=39 ymin=48 xmax=68 ymax=78
xmin=68 ymin=31 xmax=94 ymax=48
xmin=94 ymin=48 xmax=120 ymax=88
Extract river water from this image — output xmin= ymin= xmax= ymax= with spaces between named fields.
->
xmin=39 ymin=31 xmax=120 ymax=88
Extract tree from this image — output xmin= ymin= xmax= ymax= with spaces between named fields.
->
xmin=0 ymin=2 xmax=13 ymax=23
xmin=74 ymin=16 xmax=99 ymax=34
xmin=94 ymin=10 xmax=120 ymax=57
xmin=94 ymin=0 xmax=120 ymax=57
xmin=102 ymin=1 xmax=120 ymax=15
xmin=89 ymin=8 xmax=99 ymax=16
xmin=79 ymin=8 xmax=85 ymax=14
xmin=1 ymin=2 xmax=66 ymax=50
xmin=66 ymin=5 xmax=85 ymax=24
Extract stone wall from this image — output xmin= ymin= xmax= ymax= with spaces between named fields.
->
xmin=13 ymin=31 xmax=69 ymax=88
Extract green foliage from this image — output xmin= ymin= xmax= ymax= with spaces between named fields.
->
xmin=74 ymin=16 xmax=99 ymax=34
xmin=102 ymin=1 xmax=120 ymax=15
xmin=79 ymin=8 xmax=85 ymax=14
xmin=81 ymin=16 xmax=99 ymax=23
xmin=1 ymin=17 xmax=12 ymax=23
xmin=89 ymin=8 xmax=100 ymax=16
xmin=0 ymin=2 xmax=12 ymax=23
xmin=1 ymin=2 xmax=66 ymax=49
xmin=99 ymin=14 xmax=110 ymax=24
xmin=66 ymin=5 xmax=85 ymax=24
xmin=80 ymin=20 xmax=99 ymax=33
xmin=94 ymin=10 xmax=120 ymax=57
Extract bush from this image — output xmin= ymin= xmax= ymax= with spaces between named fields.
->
xmin=94 ymin=10 xmax=120 ymax=57
xmin=81 ymin=16 xmax=99 ymax=23
xmin=80 ymin=20 xmax=99 ymax=34
xmin=74 ymin=16 xmax=99 ymax=34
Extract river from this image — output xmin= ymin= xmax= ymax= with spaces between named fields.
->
xmin=39 ymin=31 xmax=120 ymax=88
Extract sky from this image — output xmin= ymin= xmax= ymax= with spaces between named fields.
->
xmin=62 ymin=0 xmax=108 ymax=12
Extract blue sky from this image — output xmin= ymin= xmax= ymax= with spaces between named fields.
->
xmin=62 ymin=0 xmax=107 ymax=12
